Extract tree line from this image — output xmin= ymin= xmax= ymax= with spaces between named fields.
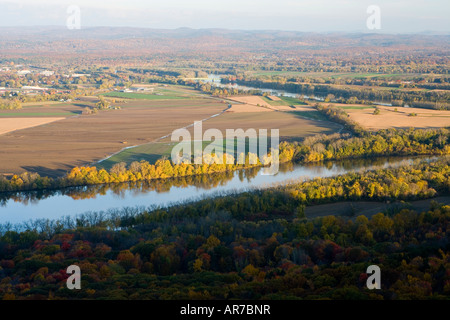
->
xmin=0 ymin=159 xmax=449 ymax=300
xmin=1 ymin=128 xmax=449 ymax=194
xmin=222 ymin=77 xmax=450 ymax=109
xmin=0 ymin=99 xmax=21 ymax=110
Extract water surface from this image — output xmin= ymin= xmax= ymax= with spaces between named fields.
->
xmin=0 ymin=156 xmax=437 ymax=224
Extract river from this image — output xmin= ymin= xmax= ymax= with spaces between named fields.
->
xmin=203 ymin=74 xmax=323 ymax=100
xmin=0 ymin=76 xmax=428 ymax=225
xmin=202 ymin=74 xmax=400 ymax=107
xmin=0 ymin=156 xmax=439 ymax=225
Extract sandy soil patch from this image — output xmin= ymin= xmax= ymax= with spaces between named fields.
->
xmin=0 ymin=117 xmax=66 ymax=135
xmin=267 ymin=95 xmax=282 ymax=101
xmin=228 ymin=96 xmax=272 ymax=107
xmin=0 ymin=99 xmax=226 ymax=177
xmin=347 ymin=106 xmax=450 ymax=130
xmin=387 ymin=106 xmax=450 ymax=115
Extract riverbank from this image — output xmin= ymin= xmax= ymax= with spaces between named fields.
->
xmin=0 ymin=155 xmax=448 ymax=226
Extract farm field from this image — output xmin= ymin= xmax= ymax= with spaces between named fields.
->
xmin=98 ymin=97 xmax=342 ymax=168
xmin=0 ymin=98 xmax=227 ymax=177
xmin=317 ymin=102 xmax=450 ymax=130
xmin=98 ymin=110 xmax=342 ymax=169
xmin=101 ymin=91 xmax=187 ymax=100
xmin=287 ymin=111 xmax=330 ymax=121
xmin=227 ymin=95 xmax=311 ymax=112
xmin=0 ymin=117 xmax=66 ymax=135
xmin=97 ymin=142 xmax=176 ymax=170
xmin=227 ymin=95 xmax=269 ymax=107
xmin=260 ymin=96 xmax=308 ymax=107
xmin=98 ymin=140 xmax=223 ymax=170
xmin=162 ymin=109 xmax=342 ymax=142
xmin=98 ymin=106 xmax=342 ymax=168
xmin=226 ymin=103 xmax=273 ymax=113
xmin=0 ymin=112 xmax=76 ymax=117
xmin=305 ymin=196 xmax=450 ymax=220
xmin=5 ymin=89 xmax=446 ymax=178
xmin=346 ymin=105 xmax=450 ymax=130
xmin=100 ymin=85 xmax=204 ymax=100
xmin=21 ymin=101 xmax=69 ymax=107
xmin=0 ymin=103 xmax=83 ymax=117
xmin=228 ymin=95 xmax=308 ymax=109
xmin=276 ymin=105 xmax=315 ymax=111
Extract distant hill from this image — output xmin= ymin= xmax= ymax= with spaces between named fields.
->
xmin=0 ymin=26 xmax=448 ymax=63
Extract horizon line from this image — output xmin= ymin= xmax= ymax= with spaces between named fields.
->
xmin=0 ymin=25 xmax=448 ymax=36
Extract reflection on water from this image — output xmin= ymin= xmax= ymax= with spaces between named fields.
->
xmin=203 ymin=74 xmax=313 ymax=99
xmin=0 ymin=155 xmax=439 ymax=224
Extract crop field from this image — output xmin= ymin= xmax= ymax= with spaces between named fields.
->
xmin=98 ymin=140 xmax=225 ymax=170
xmin=344 ymin=105 xmax=450 ymax=130
xmin=163 ymin=110 xmax=342 ymax=142
xmin=305 ymin=196 xmax=450 ymax=220
xmin=0 ymin=112 xmax=77 ymax=117
xmin=227 ymin=96 xmax=269 ymax=107
xmin=287 ymin=111 xmax=330 ymax=121
xmin=100 ymin=85 xmax=203 ymax=101
xmin=0 ymin=98 xmax=227 ymax=177
xmin=226 ymin=103 xmax=273 ymax=113
xmin=337 ymin=105 xmax=373 ymax=110
xmin=0 ymin=102 xmax=86 ymax=136
xmin=261 ymin=96 xmax=308 ymax=106
xmin=98 ymin=138 xmax=260 ymax=170
xmin=21 ymin=101 xmax=70 ymax=107
xmin=321 ymin=103 xmax=375 ymax=110
xmin=0 ymin=87 xmax=345 ymax=178
xmin=98 ymin=110 xmax=342 ymax=169
xmin=0 ymin=103 xmax=83 ymax=117
xmin=101 ymin=91 xmax=187 ymax=100
xmin=97 ymin=98 xmax=342 ymax=168
xmin=319 ymin=102 xmax=450 ymax=130
xmin=0 ymin=117 xmax=66 ymax=136
xmin=228 ymin=95 xmax=308 ymax=111
xmin=97 ymin=142 xmax=176 ymax=170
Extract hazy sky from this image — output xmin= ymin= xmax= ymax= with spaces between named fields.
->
xmin=0 ymin=0 xmax=449 ymax=33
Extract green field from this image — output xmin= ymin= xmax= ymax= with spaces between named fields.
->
xmin=288 ymin=111 xmax=329 ymax=121
xmin=97 ymin=139 xmax=257 ymax=170
xmin=261 ymin=96 xmax=307 ymax=106
xmin=98 ymin=142 xmax=175 ymax=170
